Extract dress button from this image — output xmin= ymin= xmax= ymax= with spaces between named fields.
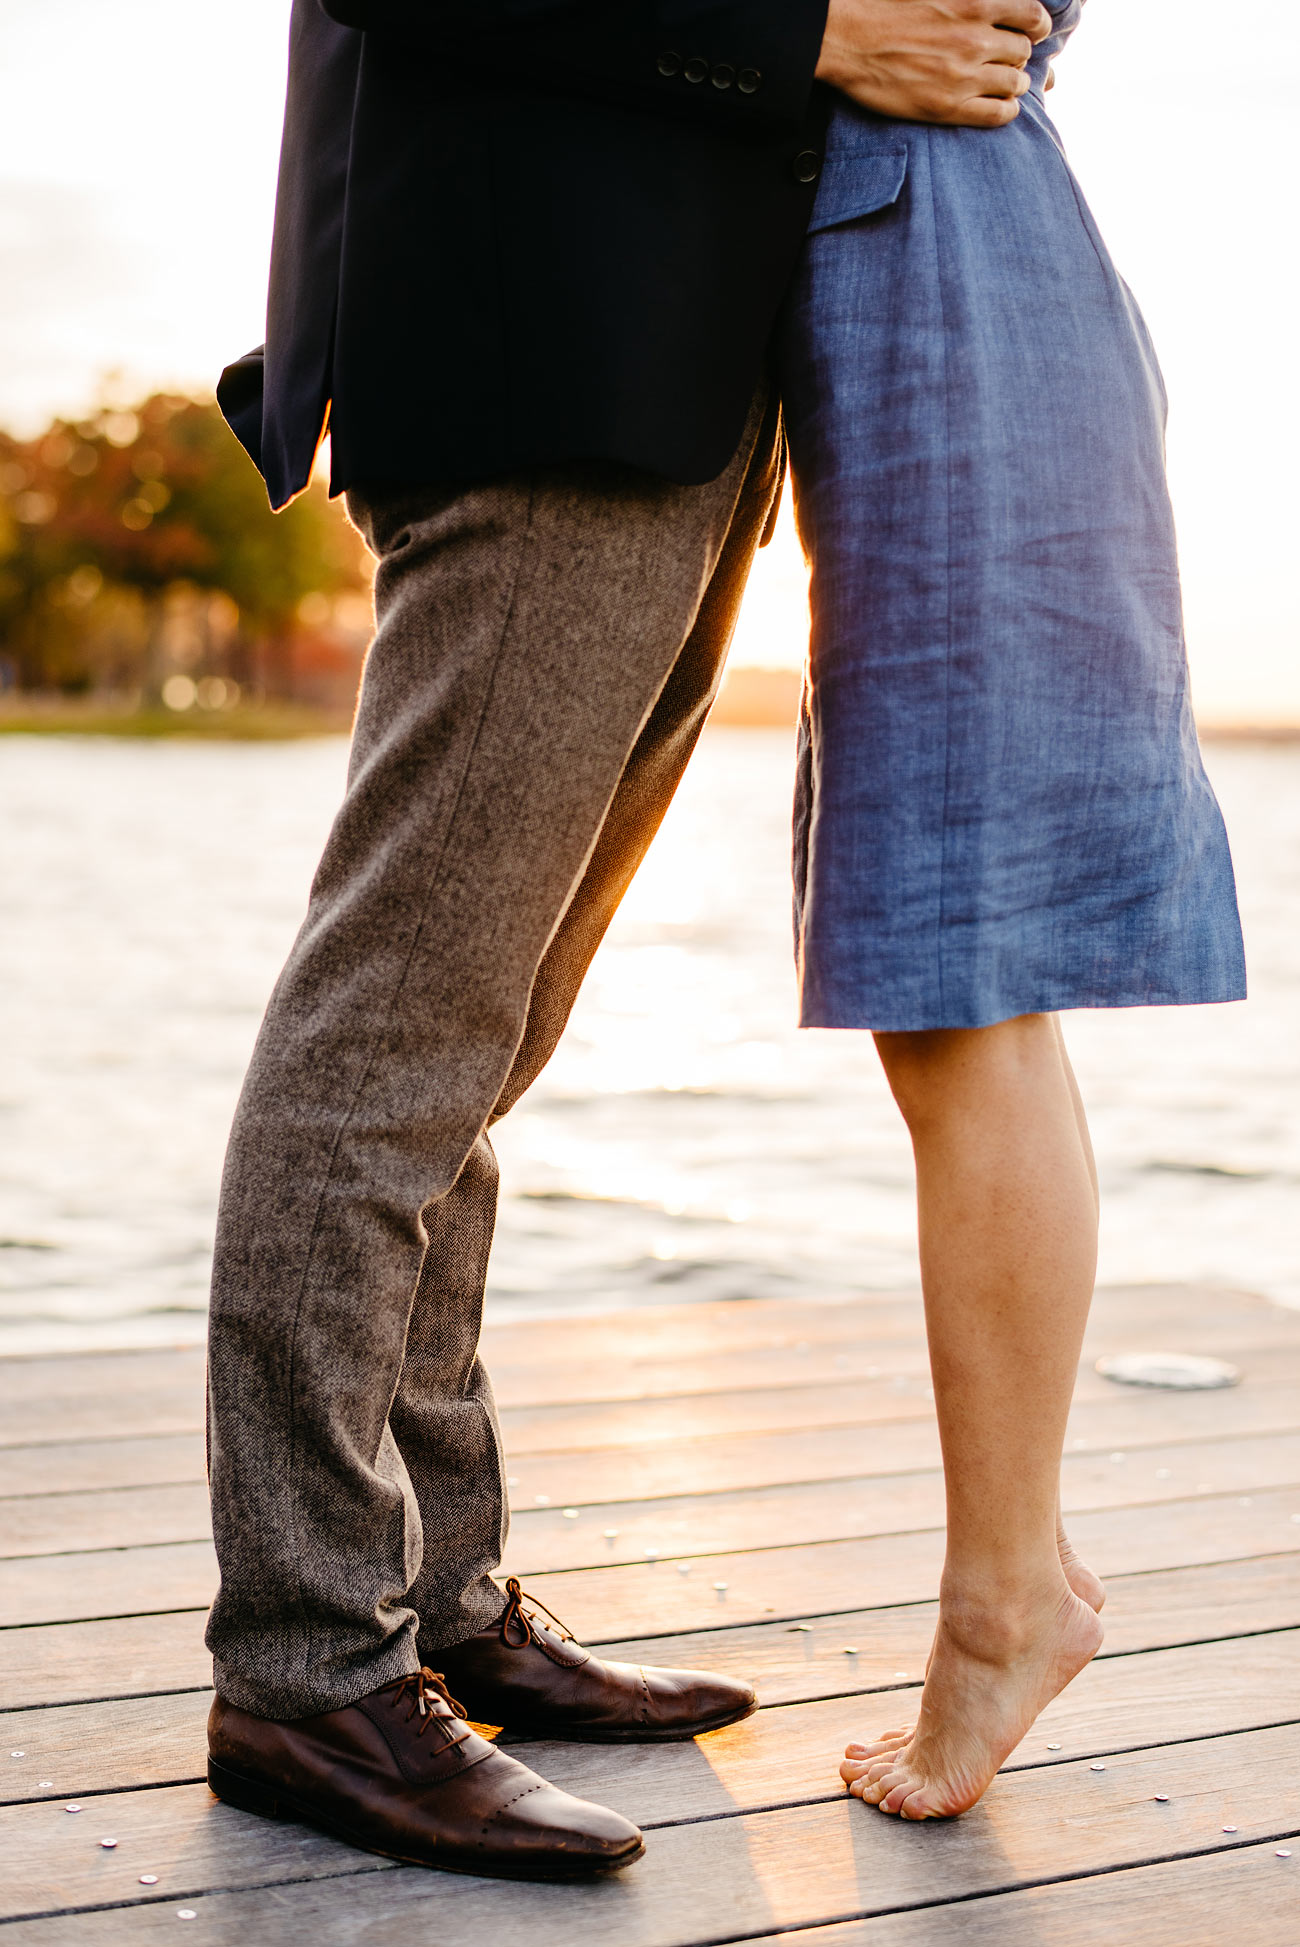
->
xmin=684 ymin=56 xmax=709 ymax=83
xmin=792 ymin=149 xmax=821 ymax=184
xmin=711 ymin=63 xmax=735 ymax=90
xmin=657 ymin=50 xmax=681 ymax=77
xmin=737 ymin=67 xmax=762 ymax=94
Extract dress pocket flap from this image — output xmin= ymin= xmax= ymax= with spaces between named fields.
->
xmin=807 ymin=147 xmax=908 ymax=233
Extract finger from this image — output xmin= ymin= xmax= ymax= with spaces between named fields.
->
xmin=981 ymin=0 xmax=1053 ymax=42
xmin=979 ymin=63 xmax=1032 ymax=99
xmin=986 ymin=27 xmax=1034 ymax=68
xmin=941 ymin=94 xmax=1022 ymax=128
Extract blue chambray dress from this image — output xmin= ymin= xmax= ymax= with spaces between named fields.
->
xmin=775 ymin=0 xmax=1246 ymax=1031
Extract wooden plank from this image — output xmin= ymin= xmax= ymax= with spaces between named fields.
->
xmin=723 ymin=1844 xmax=1298 ymax=1947
xmin=0 ymin=1484 xmax=211 ymax=1562
xmin=6 ymin=1629 xmax=1297 ymax=1813
xmin=0 ymin=1542 xmax=216 ymax=1630
xmin=0 ymin=1610 xmax=210 ymax=1712
xmin=10 ymin=1551 xmax=1300 ymax=1718
xmin=0 ymin=1435 xmax=206 ymax=1501
xmin=11 ymin=1552 xmax=1300 ymax=1717
xmin=498 ymin=1432 xmax=1300 ymax=1574
xmin=7 ymin=1347 xmax=1292 ymax=1464
xmin=5 ymin=1361 xmax=1298 ymax=1508
xmin=2 ymin=1724 xmax=1296 ymax=1937
xmin=0 ymin=1284 xmax=1275 ymax=1414
xmin=598 ymin=1554 xmax=1300 ymax=1707
xmin=505 ymin=1383 xmax=1300 ymax=1503
xmin=5 ymin=1310 xmax=1297 ymax=1437
xmin=481 ymin=1281 xmax=1285 ymax=1370
xmin=7 ymin=1486 xmax=1300 ymax=1634
xmin=502 ymin=1358 xmax=1300 ymax=1453
xmin=9 ymin=1358 xmax=1300 ymax=1510
xmin=511 ymin=1494 xmax=1300 ymax=1642
xmin=8 ymin=1430 xmax=1300 ymax=1570
xmin=489 ymin=1323 xmax=1300 ymax=1411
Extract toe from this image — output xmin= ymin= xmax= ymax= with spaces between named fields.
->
xmin=898 ymin=1788 xmax=935 ymax=1821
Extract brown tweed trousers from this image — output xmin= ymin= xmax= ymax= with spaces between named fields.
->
xmin=205 ymin=388 xmax=783 ymax=1717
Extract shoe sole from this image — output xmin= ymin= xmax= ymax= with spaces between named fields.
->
xmin=207 ymin=1757 xmax=644 ymax=1882
xmin=495 ymin=1696 xmax=759 ymax=1744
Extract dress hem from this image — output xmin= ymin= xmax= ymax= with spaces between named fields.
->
xmin=798 ymin=982 xmax=1249 ymax=1034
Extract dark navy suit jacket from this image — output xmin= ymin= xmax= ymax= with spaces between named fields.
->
xmin=219 ymin=0 xmax=830 ymax=508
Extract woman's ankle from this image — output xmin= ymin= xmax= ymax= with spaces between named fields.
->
xmin=937 ymin=1564 xmax=1076 ymax=1658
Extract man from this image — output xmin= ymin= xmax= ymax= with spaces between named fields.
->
xmin=209 ymin=0 xmax=1051 ymax=1882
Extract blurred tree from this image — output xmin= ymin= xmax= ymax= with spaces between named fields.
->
xmin=0 ymin=394 xmax=369 ymax=702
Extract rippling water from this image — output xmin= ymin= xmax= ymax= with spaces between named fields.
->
xmin=1 ymin=729 xmax=1297 ymax=1353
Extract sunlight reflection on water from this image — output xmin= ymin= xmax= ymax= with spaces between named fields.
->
xmin=1 ymin=729 xmax=1297 ymax=1353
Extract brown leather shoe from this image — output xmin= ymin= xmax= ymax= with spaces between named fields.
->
xmin=433 ymin=1578 xmax=758 ymax=1743
xmin=207 ymin=1668 xmax=643 ymax=1880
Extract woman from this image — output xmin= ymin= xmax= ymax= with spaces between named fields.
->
xmin=776 ymin=1 xmax=1246 ymax=1819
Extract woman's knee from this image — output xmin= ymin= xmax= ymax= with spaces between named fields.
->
xmin=874 ymin=1014 xmax=1056 ymax=1129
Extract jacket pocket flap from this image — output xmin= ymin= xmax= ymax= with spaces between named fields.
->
xmin=807 ymin=147 xmax=908 ymax=233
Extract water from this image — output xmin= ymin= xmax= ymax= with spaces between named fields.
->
xmin=1 ymin=730 xmax=1297 ymax=1354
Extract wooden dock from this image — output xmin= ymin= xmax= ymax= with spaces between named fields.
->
xmin=3 ymin=1282 xmax=1299 ymax=1943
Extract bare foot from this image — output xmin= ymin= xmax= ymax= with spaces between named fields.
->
xmin=839 ymin=1581 xmax=1103 ymax=1819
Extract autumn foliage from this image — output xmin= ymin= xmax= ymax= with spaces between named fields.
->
xmin=0 ymin=394 xmax=370 ymax=708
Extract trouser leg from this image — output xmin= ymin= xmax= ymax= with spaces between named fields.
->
xmin=402 ymin=422 xmax=783 ymax=1652
xmin=206 ymin=390 xmax=782 ymax=1717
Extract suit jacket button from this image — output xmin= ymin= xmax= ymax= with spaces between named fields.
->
xmin=657 ymin=50 xmax=681 ymax=77
xmin=711 ymin=63 xmax=735 ymax=90
xmin=737 ymin=67 xmax=762 ymax=93
xmin=684 ymin=56 xmax=709 ymax=83
xmin=792 ymin=149 xmax=821 ymax=184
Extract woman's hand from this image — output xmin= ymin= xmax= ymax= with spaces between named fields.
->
xmin=816 ymin=0 xmax=1053 ymax=127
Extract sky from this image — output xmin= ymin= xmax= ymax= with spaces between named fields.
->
xmin=2 ymin=0 xmax=1297 ymax=722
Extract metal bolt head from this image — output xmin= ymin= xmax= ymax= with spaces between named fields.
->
xmin=562 ymin=1508 xmax=578 ymax=1519
xmin=65 ymin=1803 xmax=82 ymax=1813
xmin=713 ymin=1581 xmax=728 ymax=1592
xmin=1154 ymin=1794 xmax=1170 ymax=1802
xmin=178 ymin=1912 xmax=197 ymax=1921
xmin=9 ymin=1750 xmax=24 ymax=1758
xmin=100 ymin=1839 xmax=118 ymax=1849
xmin=1047 ymin=1743 xmax=1062 ymax=1751
xmin=1278 ymin=1849 xmax=1292 ymax=1859
xmin=38 ymin=1782 xmax=53 ymax=1789
xmin=894 ymin=1672 xmax=909 ymax=1681
xmin=842 ymin=1646 xmax=858 ymax=1656
xmin=644 ymin=1547 xmax=659 ymax=1558
xmin=602 ymin=1529 xmax=618 ymax=1539
xmin=676 ymin=1562 xmax=691 ymax=1574
xmin=1223 ymin=1825 xmax=1238 ymax=1833
xmin=1090 ymin=1763 xmax=1106 ymax=1772
xmin=533 ymin=1494 xmax=550 ymax=1505
xmin=140 ymin=1874 xmax=160 ymax=1885
xmin=506 ymin=1477 xmax=518 ymax=1487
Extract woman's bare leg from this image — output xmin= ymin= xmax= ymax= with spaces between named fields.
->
xmin=1050 ymin=1016 xmax=1106 ymax=1613
xmin=840 ymin=1013 xmax=1104 ymax=1818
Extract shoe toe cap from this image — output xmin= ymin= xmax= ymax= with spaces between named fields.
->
xmin=645 ymin=1667 xmax=756 ymax=1729
xmin=494 ymin=1779 xmax=643 ymax=1866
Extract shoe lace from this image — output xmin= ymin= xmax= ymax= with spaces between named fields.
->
xmin=500 ymin=1574 xmax=576 ymax=1650
xmin=388 ymin=1666 xmax=470 ymax=1739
